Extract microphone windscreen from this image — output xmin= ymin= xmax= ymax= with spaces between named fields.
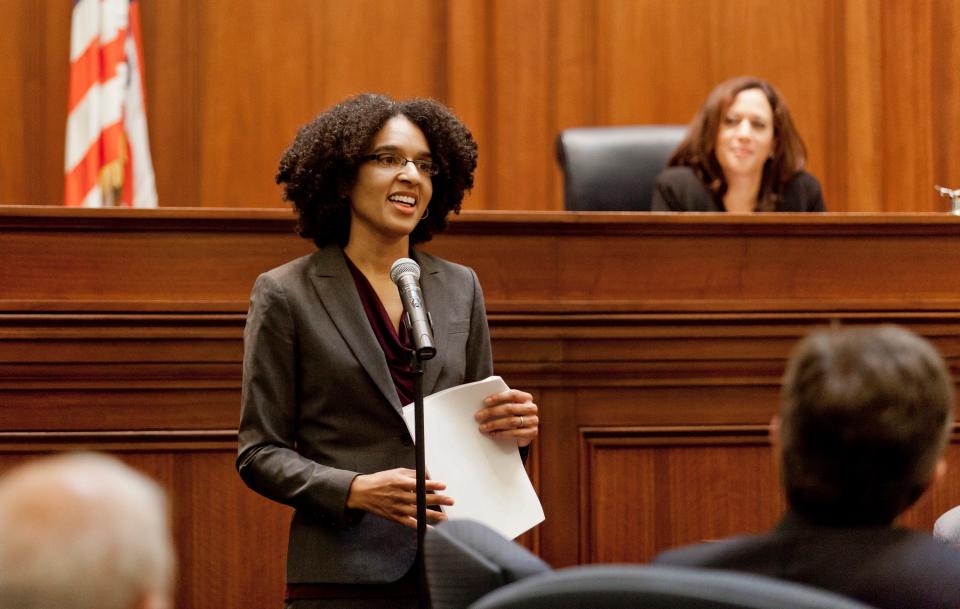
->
xmin=390 ymin=258 xmax=421 ymax=283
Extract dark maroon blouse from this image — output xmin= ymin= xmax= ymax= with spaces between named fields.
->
xmin=344 ymin=255 xmax=416 ymax=406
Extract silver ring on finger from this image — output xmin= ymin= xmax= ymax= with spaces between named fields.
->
xmin=518 ymin=416 xmax=524 ymax=428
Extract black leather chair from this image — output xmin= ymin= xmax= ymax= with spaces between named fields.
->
xmin=556 ymin=124 xmax=686 ymax=211
xmin=424 ymin=520 xmax=551 ymax=609
xmin=469 ymin=565 xmax=879 ymax=609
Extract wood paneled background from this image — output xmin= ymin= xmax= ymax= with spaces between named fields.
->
xmin=2 ymin=0 xmax=959 ymax=211
xmin=6 ymin=209 xmax=960 ymax=608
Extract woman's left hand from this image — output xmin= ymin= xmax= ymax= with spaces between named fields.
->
xmin=474 ymin=389 xmax=538 ymax=447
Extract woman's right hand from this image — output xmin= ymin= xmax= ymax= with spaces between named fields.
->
xmin=345 ymin=468 xmax=454 ymax=529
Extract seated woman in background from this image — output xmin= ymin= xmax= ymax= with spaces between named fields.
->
xmin=652 ymin=76 xmax=825 ymax=213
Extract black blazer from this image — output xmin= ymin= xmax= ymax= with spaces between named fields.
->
xmin=654 ymin=511 xmax=960 ymax=609
xmin=651 ymin=166 xmax=826 ymax=212
xmin=236 ymin=245 xmax=494 ymax=585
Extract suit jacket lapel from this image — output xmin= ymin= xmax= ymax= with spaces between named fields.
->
xmin=309 ymin=247 xmax=404 ymax=415
xmin=415 ymin=252 xmax=448 ymax=395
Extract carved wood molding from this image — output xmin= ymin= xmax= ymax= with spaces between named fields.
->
xmin=0 ymin=429 xmax=238 ymax=452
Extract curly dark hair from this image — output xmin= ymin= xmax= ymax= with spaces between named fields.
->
xmin=276 ymin=93 xmax=478 ymax=247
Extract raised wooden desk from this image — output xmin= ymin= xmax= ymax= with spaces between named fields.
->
xmin=3 ymin=208 xmax=960 ymax=608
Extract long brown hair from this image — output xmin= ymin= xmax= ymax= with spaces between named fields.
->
xmin=668 ymin=76 xmax=807 ymax=211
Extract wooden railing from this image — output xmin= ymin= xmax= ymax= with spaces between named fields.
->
xmin=4 ymin=207 xmax=960 ymax=608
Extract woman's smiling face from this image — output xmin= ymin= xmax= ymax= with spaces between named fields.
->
xmin=347 ymin=115 xmax=434 ymax=245
xmin=715 ymin=87 xmax=775 ymax=180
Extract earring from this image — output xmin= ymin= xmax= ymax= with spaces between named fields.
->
xmin=420 ymin=207 xmax=430 ymax=221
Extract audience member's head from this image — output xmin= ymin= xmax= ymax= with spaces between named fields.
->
xmin=276 ymin=93 xmax=478 ymax=248
xmin=933 ymin=505 xmax=960 ymax=545
xmin=669 ymin=76 xmax=808 ymax=210
xmin=778 ymin=325 xmax=953 ymax=527
xmin=0 ymin=452 xmax=175 ymax=609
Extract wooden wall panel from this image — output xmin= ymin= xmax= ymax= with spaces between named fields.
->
xmin=0 ymin=1 xmax=70 ymax=206
xmin=932 ymin=0 xmax=960 ymax=202
xmin=194 ymin=2 xmax=316 ymax=207
xmin=139 ymin=0 xmax=201 ymax=207
xmin=581 ymin=431 xmax=783 ymax=563
xmin=828 ymin=0 xmax=881 ymax=212
xmin=4 ymin=0 xmax=960 ymax=211
xmin=485 ymin=0 xmax=555 ymax=210
xmin=879 ymin=1 xmax=935 ymax=213
xmin=8 ymin=209 xmax=960 ymax=603
xmin=154 ymin=1 xmax=448 ymax=207
xmin=319 ymin=1 xmax=447 ymax=100
xmin=445 ymin=0 xmax=493 ymax=211
xmin=0 ymin=1 xmax=29 ymax=203
xmin=551 ymin=0 xmax=598 ymax=206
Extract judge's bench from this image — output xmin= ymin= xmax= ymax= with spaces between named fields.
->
xmin=3 ymin=206 xmax=960 ymax=609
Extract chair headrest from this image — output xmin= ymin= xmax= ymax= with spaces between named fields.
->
xmin=469 ymin=564 xmax=880 ymax=609
xmin=556 ymin=125 xmax=686 ymax=211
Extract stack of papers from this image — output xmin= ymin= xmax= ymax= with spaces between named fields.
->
xmin=402 ymin=376 xmax=545 ymax=539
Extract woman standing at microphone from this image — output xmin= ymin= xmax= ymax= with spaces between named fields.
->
xmin=236 ymin=93 xmax=539 ymax=609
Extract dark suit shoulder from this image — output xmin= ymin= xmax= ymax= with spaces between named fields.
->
xmin=657 ymin=165 xmax=701 ymax=185
xmin=247 ymin=249 xmax=350 ymax=323
xmin=413 ymin=249 xmax=478 ymax=284
xmin=652 ymin=166 xmax=717 ymax=211
xmin=781 ymin=171 xmax=826 ymax=212
xmin=654 ymin=534 xmax=765 ymax=569
xmin=655 ymin=166 xmax=708 ymax=195
xmin=259 ymin=250 xmax=328 ymax=282
xmin=654 ymin=526 xmax=960 ymax=609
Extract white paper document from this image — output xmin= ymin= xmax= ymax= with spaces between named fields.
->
xmin=402 ymin=376 xmax=545 ymax=539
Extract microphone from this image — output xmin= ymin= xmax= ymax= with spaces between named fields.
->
xmin=390 ymin=258 xmax=436 ymax=360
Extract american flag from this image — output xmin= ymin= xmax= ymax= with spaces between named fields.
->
xmin=65 ymin=0 xmax=157 ymax=207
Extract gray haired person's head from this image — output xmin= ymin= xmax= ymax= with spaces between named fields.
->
xmin=934 ymin=505 xmax=960 ymax=545
xmin=0 ymin=452 xmax=175 ymax=609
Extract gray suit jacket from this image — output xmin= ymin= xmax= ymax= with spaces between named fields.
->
xmin=236 ymin=245 xmax=493 ymax=584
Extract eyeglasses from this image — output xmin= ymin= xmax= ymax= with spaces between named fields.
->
xmin=363 ymin=152 xmax=439 ymax=177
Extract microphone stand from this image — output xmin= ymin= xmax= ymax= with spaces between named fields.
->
xmin=410 ymin=348 xmax=429 ymax=609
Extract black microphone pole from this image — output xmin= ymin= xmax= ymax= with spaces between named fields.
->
xmin=410 ymin=345 xmax=428 ymax=609
xmin=390 ymin=258 xmax=436 ymax=609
